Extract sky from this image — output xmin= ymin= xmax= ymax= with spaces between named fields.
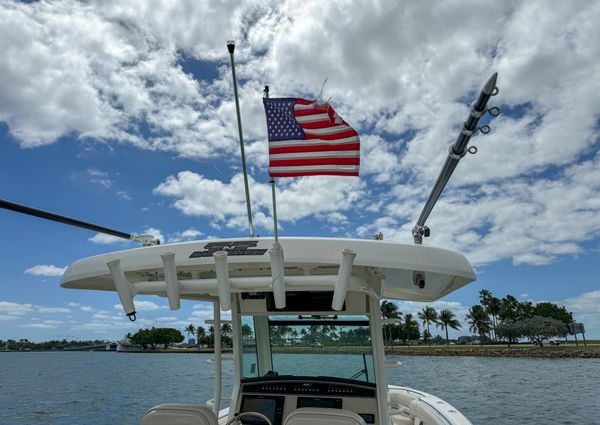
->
xmin=0 ymin=0 xmax=599 ymax=342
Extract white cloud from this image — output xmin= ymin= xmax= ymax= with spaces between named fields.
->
xmin=117 ymin=191 xmax=132 ymax=200
xmin=0 ymin=301 xmax=34 ymax=316
xmin=188 ymin=302 xmax=230 ymax=324
xmin=80 ymin=306 xmax=95 ymax=313
xmin=154 ymin=171 xmax=365 ymax=231
xmin=88 ymin=226 xmax=163 ymax=245
xmin=19 ymin=323 xmax=59 ymax=329
xmin=560 ymin=291 xmax=600 ymax=336
xmin=36 ymin=307 xmax=71 ymax=314
xmin=114 ymin=300 xmax=165 ymax=312
xmin=0 ymin=0 xmax=599 ymax=268
xmin=87 ymin=168 xmax=113 ymax=188
xmin=359 ymin=153 xmax=600 ymax=266
xmin=88 ymin=233 xmax=129 ymax=245
xmin=0 ymin=315 xmax=19 ymax=321
xmin=167 ymin=228 xmax=203 ymax=243
xmin=24 ymin=264 xmax=66 ymax=277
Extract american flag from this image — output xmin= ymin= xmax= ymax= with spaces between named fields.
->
xmin=263 ymin=98 xmax=360 ymax=177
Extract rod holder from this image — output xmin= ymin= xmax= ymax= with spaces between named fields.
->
xmin=269 ymin=243 xmax=286 ymax=309
xmin=107 ymin=259 xmax=136 ymax=320
xmin=161 ymin=252 xmax=180 ymax=310
xmin=332 ymin=249 xmax=356 ymax=311
xmin=214 ymin=251 xmax=231 ymax=311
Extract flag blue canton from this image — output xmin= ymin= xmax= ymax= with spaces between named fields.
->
xmin=263 ymin=98 xmax=305 ymax=141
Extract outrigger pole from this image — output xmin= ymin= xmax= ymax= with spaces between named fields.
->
xmin=227 ymin=40 xmax=255 ymax=238
xmin=0 ymin=198 xmax=159 ymax=246
xmin=412 ymin=72 xmax=501 ymax=244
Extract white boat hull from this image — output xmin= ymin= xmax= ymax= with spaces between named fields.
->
xmin=388 ymin=386 xmax=472 ymax=425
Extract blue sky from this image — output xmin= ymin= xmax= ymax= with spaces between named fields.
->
xmin=1 ymin=0 xmax=599 ymax=341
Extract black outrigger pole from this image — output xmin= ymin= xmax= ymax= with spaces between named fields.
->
xmin=0 ymin=198 xmax=159 ymax=246
xmin=412 ymin=73 xmax=501 ymax=244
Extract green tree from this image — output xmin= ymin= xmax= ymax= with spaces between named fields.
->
xmin=517 ymin=300 xmax=535 ymax=320
xmin=466 ymin=305 xmax=492 ymax=346
xmin=520 ymin=316 xmax=568 ymax=346
xmin=436 ymin=309 xmax=461 ymax=346
xmin=154 ymin=328 xmax=185 ymax=349
xmin=129 ymin=328 xmax=154 ymax=350
xmin=499 ymin=295 xmax=520 ymax=321
xmin=417 ymin=306 xmax=438 ymax=347
xmin=532 ymin=302 xmax=573 ymax=327
xmin=496 ymin=320 xmax=522 ymax=347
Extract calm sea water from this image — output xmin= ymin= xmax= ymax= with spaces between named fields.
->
xmin=0 ymin=352 xmax=599 ymax=424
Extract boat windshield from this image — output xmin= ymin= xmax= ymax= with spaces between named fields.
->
xmin=242 ymin=315 xmax=375 ymax=383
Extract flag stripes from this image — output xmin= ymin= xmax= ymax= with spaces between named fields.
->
xmin=263 ymin=97 xmax=360 ymax=177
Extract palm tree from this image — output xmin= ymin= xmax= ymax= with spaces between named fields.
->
xmin=479 ymin=289 xmax=500 ymax=341
xmin=402 ymin=314 xmax=420 ymax=345
xmin=196 ymin=326 xmax=206 ymax=346
xmin=184 ymin=324 xmax=196 ymax=343
xmin=466 ymin=305 xmax=491 ymax=346
xmin=418 ymin=306 xmax=438 ymax=347
xmin=380 ymin=300 xmax=401 ymax=319
xmin=221 ymin=323 xmax=232 ymax=337
xmin=436 ymin=309 xmax=461 ymax=346
xmin=300 ymin=328 xmax=308 ymax=345
xmin=487 ymin=297 xmax=502 ymax=341
xmin=290 ymin=329 xmax=299 ymax=345
xmin=380 ymin=300 xmax=402 ymax=346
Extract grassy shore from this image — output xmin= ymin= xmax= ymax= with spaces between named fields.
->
xmin=384 ymin=342 xmax=600 ymax=358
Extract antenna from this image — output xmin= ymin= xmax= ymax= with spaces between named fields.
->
xmin=227 ymin=40 xmax=255 ymax=238
xmin=412 ymin=73 xmax=501 ymax=244
xmin=0 ymin=198 xmax=160 ymax=246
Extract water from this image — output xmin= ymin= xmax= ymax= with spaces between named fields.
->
xmin=0 ymin=352 xmax=599 ymax=424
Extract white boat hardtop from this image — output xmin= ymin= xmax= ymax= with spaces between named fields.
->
xmin=62 ymin=236 xmax=475 ymax=302
xmin=61 ymin=236 xmax=475 ymax=425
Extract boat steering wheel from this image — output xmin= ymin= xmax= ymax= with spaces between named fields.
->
xmin=225 ymin=411 xmax=273 ymax=425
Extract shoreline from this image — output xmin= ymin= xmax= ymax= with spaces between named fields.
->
xmin=3 ymin=346 xmax=599 ymax=358
xmin=385 ymin=345 xmax=600 ymax=358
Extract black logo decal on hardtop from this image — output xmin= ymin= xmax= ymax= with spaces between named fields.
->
xmin=189 ymin=241 xmax=268 ymax=258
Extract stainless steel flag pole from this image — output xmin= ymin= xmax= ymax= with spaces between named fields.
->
xmin=227 ymin=40 xmax=254 ymax=238
xmin=263 ymin=85 xmax=280 ymax=243
xmin=412 ymin=72 xmax=501 ymax=244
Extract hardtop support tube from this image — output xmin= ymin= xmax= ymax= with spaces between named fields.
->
xmin=264 ymin=85 xmax=280 ymax=243
xmin=212 ymin=299 xmax=222 ymax=414
xmin=413 ymin=73 xmax=499 ymax=244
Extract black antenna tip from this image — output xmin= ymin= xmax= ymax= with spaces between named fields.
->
xmin=482 ymin=72 xmax=498 ymax=95
xmin=227 ymin=40 xmax=235 ymax=54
